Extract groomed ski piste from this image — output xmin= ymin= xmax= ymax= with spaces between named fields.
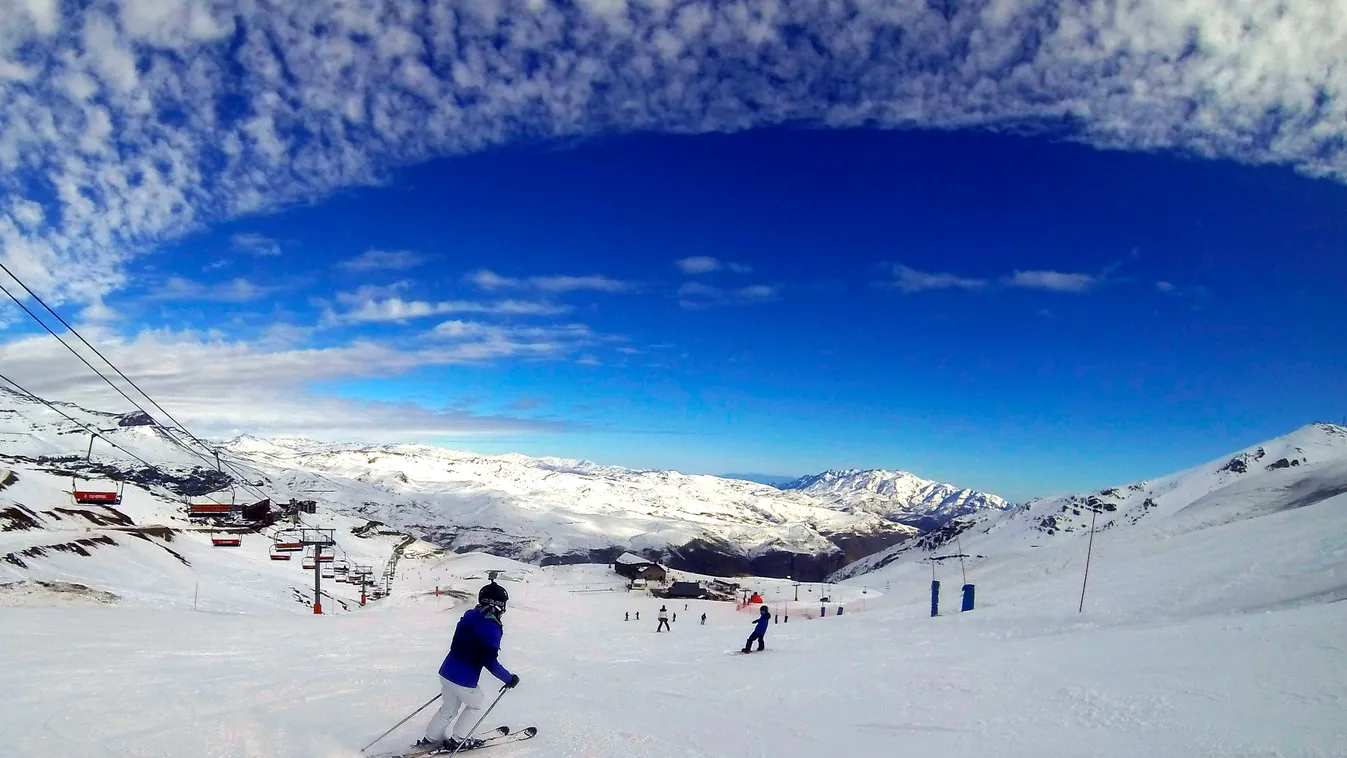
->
xmin=3 ymin=428 xmax=1347 ymax=756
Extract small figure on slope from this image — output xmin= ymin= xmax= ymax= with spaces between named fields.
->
xmin=417 ymin=582 xmax=521 ymax=753
xmin=656 ymin=605 xmax=671 ymax=632
xmin=624 ymin=611 xmax=629 ymax=622
xmin=743 ymin=605 xmax=770 ymax=653
xmin=700 ymin=613 xmax=707 ymax=625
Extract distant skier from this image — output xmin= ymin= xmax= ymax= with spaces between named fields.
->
xmin=417 ymin=581 xmax=521 ymax=753
xmin=743 ymin=606 xmax=770 ymax=653
xmin=635 ymin=611 xmax=639 ymax=621
xmin=624 ymin=611 xmax=629 ymax=622
xmin=700 ymin=613 xmax=706 ymax=625
xmin=657 ymin=605 xmax=671 ymax=632
xmin=673 ymin=612 xmax=677 ymax=623
xmin=684 ymin=603 xmax=688 ymax=610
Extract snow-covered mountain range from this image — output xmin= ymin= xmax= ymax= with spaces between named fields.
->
xmin=215 ymin=434 xmax=921 ymax=578
xmin=2 ymin=388 xmax=997 ymax=581
xmin=780 ymin=468 xmax=1009 ymax=529
xmin=833 ymin=422 xmax=1347 ymax=582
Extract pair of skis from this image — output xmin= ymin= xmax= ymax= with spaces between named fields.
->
xmin=393 ymin=726 xmax=538 ymax=756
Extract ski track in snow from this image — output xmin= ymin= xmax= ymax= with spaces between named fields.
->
xmin=4 ymin=394 xmax=1347 ymax=757
xmin=2 ymin=537 xmax=1346 ymax=758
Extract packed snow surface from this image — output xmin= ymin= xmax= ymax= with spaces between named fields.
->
xmin=4 ymin=477 xmax=1346 ymax=757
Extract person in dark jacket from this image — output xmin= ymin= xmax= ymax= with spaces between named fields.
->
xmin=743 ymin=605 xmax=770 ymax=652
xmin=418 ymin=582 xmax=521 ymax=752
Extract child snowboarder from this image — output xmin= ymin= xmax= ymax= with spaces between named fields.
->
xmin=417 ymin=582 xmax=521 ymax=753
xmin=743 ymin=605 xmax=770 ymax=653
xmin=656 ymin=605 xmax=671 ymax=632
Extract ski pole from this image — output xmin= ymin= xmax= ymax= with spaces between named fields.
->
xmin=361 ymin=693 xmax=442 ymax=753
xmin=446 ymin=685 xmax=510 ymax=757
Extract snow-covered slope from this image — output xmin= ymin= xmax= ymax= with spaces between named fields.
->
xmin=0 ymin=388 xmax=915 ymax=583
xmin=781 ymin=468 xmax=1010 ymax=528
xmin=218 ymin=435 xmax=915 ymax=578
xmin=834 ymin=423 xmax=1347 ymax=582
xmin=0 ymin=387 xmax=411 ymax=612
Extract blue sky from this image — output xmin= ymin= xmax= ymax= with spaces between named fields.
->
xmin=2 ymin=2 xmax=1346 ymax=501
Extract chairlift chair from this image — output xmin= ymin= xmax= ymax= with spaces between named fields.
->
xmin=268 ymin=543 xmax=292 ymax=561
xmin=211 ymin=531 xmax=242 ymax=547
xmin=188 ymin=487 xmax=235 ymax=519
xmin=71 ymin=433 xmax=124 ymax=506
xmin=272 ymin=530 xmax=303 ymax=553
xmin=302 ymin=557 xmax=317 ymax=570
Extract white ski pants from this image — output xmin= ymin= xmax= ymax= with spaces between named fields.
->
xmin=425 ymin=677 xmax=485 ymax=742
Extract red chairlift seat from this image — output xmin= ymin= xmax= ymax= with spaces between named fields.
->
xmin=273 ymin=541 xmax=303 ymax=552
xmin=268 ymin=545 xmax=292 ymax=561
xmin=190 ymin=502 xmax=233 ymax=516
xmin=322 ymin=568 xmax=335 ymax=579
xmin=70 ymin=434 xmax=125 ymax=506
xmin=73 ymin=488 xmax=122 ymax=505
xmin=316 ymin=553 xmax=335 ymax=563
xmin=211 ymin=533 xmax=242 ymax=547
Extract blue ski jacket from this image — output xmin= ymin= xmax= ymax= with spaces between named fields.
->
xmin=752 ymin=613 xmax=770 ymax=636
xmin=439 ymin=607 xmax=514 ymax=688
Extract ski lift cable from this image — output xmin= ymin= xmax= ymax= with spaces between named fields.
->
xmin=0 ymin=271 xmax=267 ymax=501
xmin=0 ymin=278 xmax=225 ymax=475
xmin=0 ymin=372 xmax=159 ymax=472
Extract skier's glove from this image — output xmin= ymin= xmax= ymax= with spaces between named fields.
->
xmin=506 ymin=674 xmax=521 ymax=689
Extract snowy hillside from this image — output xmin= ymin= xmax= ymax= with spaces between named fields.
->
xmin=0 ymin=388 xmax=916 ymax=582
xmin=4 ymin=498 xmax=1346 ymax=757
xmin=0 ymin=387 xmax=420 ymax=612
xmin=781 ymin=468 xmax=1009 ymax=529
xmin=218 ymin=435 xmax=915 ymax=579
xmin=834 ymin=423 xmax=1347 ymax=581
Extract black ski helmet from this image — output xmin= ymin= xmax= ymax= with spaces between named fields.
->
xmin=479 ymin=581 xmax=509 ymax=611
xmin=760 ymin=605 xmax=770 ymax=615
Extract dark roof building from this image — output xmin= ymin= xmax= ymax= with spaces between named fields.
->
xmin=662 ymin=581 xmax=707 ymax=599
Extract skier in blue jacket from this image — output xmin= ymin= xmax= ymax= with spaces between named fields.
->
xmin=743 ymin=605 xmax=770 ymax=653
xmin=418 ymin=582 xmax=521 ymax=752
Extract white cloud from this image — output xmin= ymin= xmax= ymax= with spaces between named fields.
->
xmin=0 ymin=325 xmax=589 ymax=438
xmin=885 ymin=264 xmax=989 ymax=293
xmin=677 ymin=281 xmax=780 ymax=309
xmin=467 ymin=269 xmax=635 ymax=293
xmin=153 ymin=277 xmax=277 ymax=303
xmin=676 ymin=256 xmax=752 ymax=275
xmin=881 ymin=264 xmax=1103 ymax=295
xmin=1155 ymin=281 xmax=1177 ymax=293
xmin=230 ymin=233 xmax=282 ymax=257
xmin=677 ymin=256 xmax=719 ymax=274
xmin=338 ymin=248 xmax=428 ymax=273
xmin=333 ymin=295 xmax=570 ymax=324
xmin=0 ymin=0 xmax=1344 ymax=314
xmin=1004 ymin=270 xmax=1100 ymax=294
